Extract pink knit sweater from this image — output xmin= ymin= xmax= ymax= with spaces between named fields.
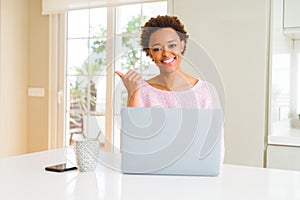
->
xmin=139 ymin=79 xmax=219 ymax=109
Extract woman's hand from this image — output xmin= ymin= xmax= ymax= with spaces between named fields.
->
xmin=115 ymin=70 xmax=142 ymax=107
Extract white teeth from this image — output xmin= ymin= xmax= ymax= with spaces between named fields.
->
xmin=163 ymin=58 xmax=174 ymax=63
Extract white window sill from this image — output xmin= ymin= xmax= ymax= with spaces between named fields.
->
xmin=269 ymin=118 xmax=300 ymax=146
xmin=268 ymin=128 xmax=300 ymax=147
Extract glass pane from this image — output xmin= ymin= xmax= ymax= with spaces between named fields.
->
xmin=66 ymin=110 xmax=85 ymax=145
xmin=142 ymin=2 xmax=167 ymax=21
xmin=89 ymin=8 xmax=107 ymax=37
xmin=68 ymin=10 xmax=89 ymax=38
xmin=140 ymin=52 xmax=158 ymax=75
xmin=271 ymin=54 xmax=290 ymax=122
xmin=122 ymin=34 xmax=141 ymax=70
xmin=116 ymin=4 xmax=141 ymax=34
xmin=89 ymin=38 xmax=107 ymax=75
xmin=84 ymin=114 xmax=105 ymax=140
xmin=82 ymin=76 xmax=106 ymax=141
xmin=93 ymin=76 xmax=106 ymax=114
xmin=67 ymin=75 xmax=89 ymax=113
xmin=67 ymin=39 xmax=89 ymax=75
xmin=114 ymin=33 xmax=141 ymax=72
xmin=66 ymin=75 xmax=106 ymax=142
xmin=67 ymin=75 xmax=87 ymax=144
xmin=114 ymin=77 xmax=127 ymax=115
xmin=113 ymin=114 xmax=121 ymax=149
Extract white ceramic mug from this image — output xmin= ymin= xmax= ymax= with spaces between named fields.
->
xmin=73 ymin=138 xmax=99 ymax=172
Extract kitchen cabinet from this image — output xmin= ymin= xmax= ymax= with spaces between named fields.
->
xmin=267 ymin=145 xmax=300 ymax=171
xmin=283 ymin=0 xmax=300 ymax=38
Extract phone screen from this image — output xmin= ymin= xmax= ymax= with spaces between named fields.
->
xmin=45 ymin=163 xmax=77 ymax=172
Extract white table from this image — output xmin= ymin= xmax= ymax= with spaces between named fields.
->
xmin=0 ymin=148 xmax=300 ymax=200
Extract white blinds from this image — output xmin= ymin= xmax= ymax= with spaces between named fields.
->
xmin=42 ymin=0 xmax=164 ymax=14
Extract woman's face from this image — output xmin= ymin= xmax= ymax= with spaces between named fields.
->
xmin=147 ymin=28 xmax=185 ymax=73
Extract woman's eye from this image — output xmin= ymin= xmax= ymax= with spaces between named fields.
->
xmin=152 ymin=48 xmax=161 ymax=52
xmin=169 ymin=44 xmax=177 ymax=48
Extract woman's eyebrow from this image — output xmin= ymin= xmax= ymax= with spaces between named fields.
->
xmin=151 ymin=40 xmax=177 ymax=47
xmin=167 ymin=40 xmax=176 ymax=43
xmin=151 ymin=43 xmax=161 ymax=47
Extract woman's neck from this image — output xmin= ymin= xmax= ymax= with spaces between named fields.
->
xmin=149 ymin=71 xmax=198 ymax=91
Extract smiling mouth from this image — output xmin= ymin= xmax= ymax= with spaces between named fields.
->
xmin=162 ymin=57 xmax=175 ymax=64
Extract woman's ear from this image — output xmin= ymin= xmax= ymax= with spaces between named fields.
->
xmin=146 ymin=49 xmax=153 ymax=59
xmin=146 ymin=49 xmax=150 ymax=56
xmin=180 ymin=40 xmax=185 ymax=53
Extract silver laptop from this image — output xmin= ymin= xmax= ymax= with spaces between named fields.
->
xmin=121 ymin=107 xmax=223 ymax=176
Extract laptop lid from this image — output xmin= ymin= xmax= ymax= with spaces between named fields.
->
xmin=121 ymin=107 xmax=223 ymax=176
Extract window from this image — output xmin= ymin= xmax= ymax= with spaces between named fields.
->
xmin=65 ymin=1 xmax=167 ymax=149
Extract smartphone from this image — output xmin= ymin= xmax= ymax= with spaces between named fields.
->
xmin=45 ymin=163 xmax=77 ymax=172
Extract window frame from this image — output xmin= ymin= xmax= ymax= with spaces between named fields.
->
xmin=268 ymin=0 xmax=300 ymax=147
xmin=48 ymin=13 xmax=67 ymax=149
xmin=48 ymin=1 xmax=169 ymax=150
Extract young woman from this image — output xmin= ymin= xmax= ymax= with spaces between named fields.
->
xmin=116 ymin=15 xmax=224 ymax=163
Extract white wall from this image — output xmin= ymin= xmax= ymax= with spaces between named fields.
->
xmin=0 ymin=0 xmax=49 ymax=158
xmin=172 ymin=0 xmax=269 ymax=167
xmin=0 ymin=0 xmax=29 ymax=157
xmin=27 ymin=0 xmax=49 ymax=153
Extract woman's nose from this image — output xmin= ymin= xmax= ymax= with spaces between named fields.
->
xmin=162 ymin=49 xmax=171 ymax=57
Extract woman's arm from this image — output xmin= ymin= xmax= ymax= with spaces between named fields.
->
xmin=127 ymin=90 xmax=140 ymax=107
